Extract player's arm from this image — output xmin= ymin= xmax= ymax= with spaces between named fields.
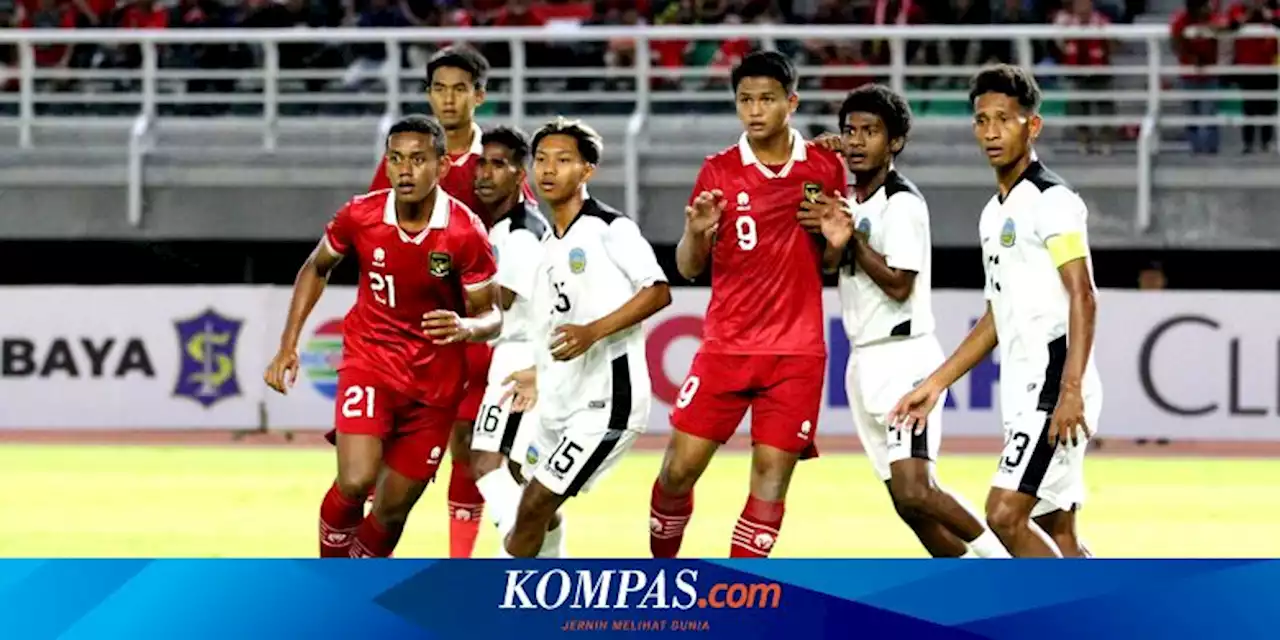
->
xmin=850 ymin=196 xmax=928 ymax=302
xmin=423 ymin=217 xmax=503 ymax=344
xmin=265 ymin=229 xmax=344 ymax=394
xmin=551 ymin=219 xmax=673 ymax=361
xmin=675 ymin=163 xmax=722 ymax=280
xmin=1041 ymin=189 xmax=1096 ymax=444
xmin=928 ymin=305 xmax=997 ymax=391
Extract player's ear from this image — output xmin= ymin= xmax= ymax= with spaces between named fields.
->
xmin=438 ymin=158 xmax=451 ymax=179
xmin=581 ymin=163 xmax=596 ymax=183
xmin=889 ymin=136 xmax=905 ymax=155
xmin=787 ymin=92 xmax=799 ymax=115
xmin=474 ymin=86 xmax=486 ymax=107
xmin=1026 ymin=112 xmax=1044 ymax=143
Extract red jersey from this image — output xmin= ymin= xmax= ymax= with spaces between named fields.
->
xmin=324 ymin=188 xmax=497 ymax=407
xmin=691 ymin=131 xmax=847 ymax=356
xmin=370 ymin=121 xmax=536 ymax=227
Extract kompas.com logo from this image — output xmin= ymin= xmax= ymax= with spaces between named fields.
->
xmin=500 ymin=568 xmax=781 ymax=611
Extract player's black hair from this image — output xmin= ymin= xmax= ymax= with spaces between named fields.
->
xmin=730 ymin=50 xmax=798 ymax=95
xmin=838 ymin=84 xmax=913 ymax=148
xmin=426 ymin=45 xmax=490 ymax=90
xmin=481 ymin=126 xmax=531 ymax=166
xmin=968 ymin=64 xmax=1042 ymax=114
xmin=386 ymin=114 xmax=448 ymax=158
xmin=531 ymin=117 xmax=604 ymax=165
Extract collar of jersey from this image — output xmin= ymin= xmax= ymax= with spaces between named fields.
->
xmin=449 ymin=121 xmax=485 ymax=167
xmin=552 ymin=196 xmax=598 ymax=240
xmin=382 ymin=187 xmax=451 ymax=244
xmin=737 ymin=127 xmax=807 ymax=179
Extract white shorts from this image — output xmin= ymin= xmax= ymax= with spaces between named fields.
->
xmin=847 ymin=335 xmax=946 ymax=481
xmin=529 ymin=408 xmax=642 ymax=498
xmin=991 ymin=338 xmax=1102 ymax=517
xmin=471 ymin=342 xmax=540 ymax=463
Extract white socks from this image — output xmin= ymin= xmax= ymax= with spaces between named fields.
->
xmin=476 ymin=466 xmax=524 ymax=531
xmin=966 ymin=530 xmax=1012 ymax=558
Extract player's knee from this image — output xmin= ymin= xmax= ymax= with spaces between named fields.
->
xmin=985 ymin=501 xmax=1027 ymax=538
xmin=658 ymin=458 xmax=700 ymax=496
xmin=470 ymin=451 xmax=504 ymax=479
xmin=888 ymin=478 xmax=934 ymax=517
xmin=336 ymin=467 xmax=377 ymax=500
xmin=747 ymin=455 xmax=792 ymax=502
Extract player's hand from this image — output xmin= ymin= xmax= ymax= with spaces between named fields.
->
xmin=1048 ymin=386 xmax=1090 ymax=447
xmin=422 ymin=309 xmax=470 ymax=345
xmin=550 ymin=323 xmax=598 ymax=361
xmin=888 ymin=381 xmax=943 ymax=435
xmin=813 ymin=132 xmax=844 ymax=152
xmin=500 ymin=367 xmax=538 ymax=413
xmin=819 ymin=196 xmax=856 ymax=249
xmin=263 ymin=349 xmax=299 ymax=395
xmin=686 ymin=190 xmax=725 ymax=237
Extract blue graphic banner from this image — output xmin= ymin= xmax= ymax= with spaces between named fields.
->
xmin=1 ymin=560 xmax=1276 ymax=639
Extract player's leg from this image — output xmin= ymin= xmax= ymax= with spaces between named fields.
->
xmin=652 ymin=353 xmax=749 ymax=558
xmin=1033 ymin=507 xmax=1090 ymax=558
xmin=986 ymin=411 xmax=1071 ymax=558
xmin=509 ymin=420 xmax=641 ymax=558
xmin=471 ymin=379 xmax=530 ymax=540
xmin=354 ymin=403 xmax=454 ymax=558
xmin=446 ymin=343 xmax=491 ymax=558
xmin=320 ymin=371 xmax=393 ymax=557
xmin=887 ymin=459 xmax=1008 ymax=558
xmin=733 ymin=355 xmax=825 ymax=558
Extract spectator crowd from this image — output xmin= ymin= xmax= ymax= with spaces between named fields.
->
xmin=0 ymin=0 xmax=1275 ymax=152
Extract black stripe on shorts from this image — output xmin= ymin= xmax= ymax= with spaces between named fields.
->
xmin=563 ymin=354 xmax=631 ymax=497
xmin=1018 ymin=336 xmax=1068 ymax=496
xmin=497 ymin=410 xmax=523 ymax=457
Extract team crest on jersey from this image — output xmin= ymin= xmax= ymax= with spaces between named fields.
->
xmin=803 ymin=182 xmax=823 ymax=203
xmin=429 ymin=252 xmax=452 ymax=277
xmin=1000 ymin=218 xmax=1017 ymax=247
xmin=856 ymin=217 xmax=872 ymax=235
xmin=569 ymin=247 xmax=587 ymax=274
xmin=491 ymin=243 xmax=500 ymax=265
xmin=526 ymin=444 xmax=540 ymax=467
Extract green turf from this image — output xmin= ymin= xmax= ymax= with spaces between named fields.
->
xmin=3 ymin=445 xmax=1277 ymax=558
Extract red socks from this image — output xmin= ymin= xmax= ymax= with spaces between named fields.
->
xmin=730 ymin=495 xmax=785 ymax=557
xmin=448 ymin=460 xmax=484 ymax=558
xmin=349 ymin=513 xmax=404 ymax=558
xmin=319 ymin=482 xmax=363 ymax=558
xmin=649 ymin=480 xmax=693 ymax=558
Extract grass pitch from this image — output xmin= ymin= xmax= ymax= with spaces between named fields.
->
xmin=2 ymin=445 xmax=1277 ymax=558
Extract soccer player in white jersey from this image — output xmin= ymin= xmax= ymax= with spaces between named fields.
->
xmin=890 ymin=65 xmax=1100 ymax=558
xmin=811 ymin=85 xmax=1009 ymax=559
xmin=463 ymin=126 xmax=567 ymax=557
xmin=500 ymin=117 xmax=672 ymax=557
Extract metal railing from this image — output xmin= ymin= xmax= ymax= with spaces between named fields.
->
xmin=1 ymin=24 xmax=1277 ymax=232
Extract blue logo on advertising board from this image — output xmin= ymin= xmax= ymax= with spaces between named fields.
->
xmin=174 ymin=309 xmax=242 ymax=408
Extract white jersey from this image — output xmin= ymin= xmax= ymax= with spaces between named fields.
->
xmin=532 ymin=198 xmax=667 ymax=424
xmin=837 ymin=170 xmax=936 ymax=347
xmin=488 ymin=199 xmax=550 ymax=373
xmin=978 ymin=161 xmax=1102 ymax=417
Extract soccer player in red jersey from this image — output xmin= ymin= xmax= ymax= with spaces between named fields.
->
xmin=265 ymin=115 xmax=502 ymax=558
xmin=648 ymin=51 xmax=848 ymax=558
xmin=367 ymin=46 xmax=533 ymax=557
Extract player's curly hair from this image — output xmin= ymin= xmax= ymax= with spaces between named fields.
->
xmin=837 ymin=84 xmax=913 ymax=152
xmin=730 ymin=50 xmax=798 ymax=95
xmin=531 ymin=117 xmax=604 ymax=165
xmin=387 ymin=114 xmax=448 ymax=158
xmin=482 ymin=126 xmax=531 ymax=165
xmin=968 ymin=64 xmax=1042 ymax=114
xmin=427 ymin=45 xmax=490 ymax=90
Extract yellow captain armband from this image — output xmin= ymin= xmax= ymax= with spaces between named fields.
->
xmin=1046 ymin=233 xmax=1088 ymax=267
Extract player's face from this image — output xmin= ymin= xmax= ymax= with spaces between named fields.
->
xmin=972 ymin=92 xmax=1041 ymax=170
xmin=385 ymin=131 xmax=446 ymax=203
xmin=474 ymin=143 xmax=524 ymax=207
xmin=841 ymin=111 xmax=901 ymax=174
xmin=428 ymin=66 xmax=484 ymax=130
xmin=533 ymin=134 xmax=594 ymax=204
xmin=735 ymin=77 xmax=797 ymax=143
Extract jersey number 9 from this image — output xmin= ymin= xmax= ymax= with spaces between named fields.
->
xmin=735 ymin=215 xmax=758 ymax=251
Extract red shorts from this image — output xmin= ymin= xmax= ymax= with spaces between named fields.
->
xmin=669 ymin=352 xmax=825 ymax=458
xmin=454 ymin=342 xmax=492 ymax=423
xmin=327 ymin=368 xmax=455 ymax=482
